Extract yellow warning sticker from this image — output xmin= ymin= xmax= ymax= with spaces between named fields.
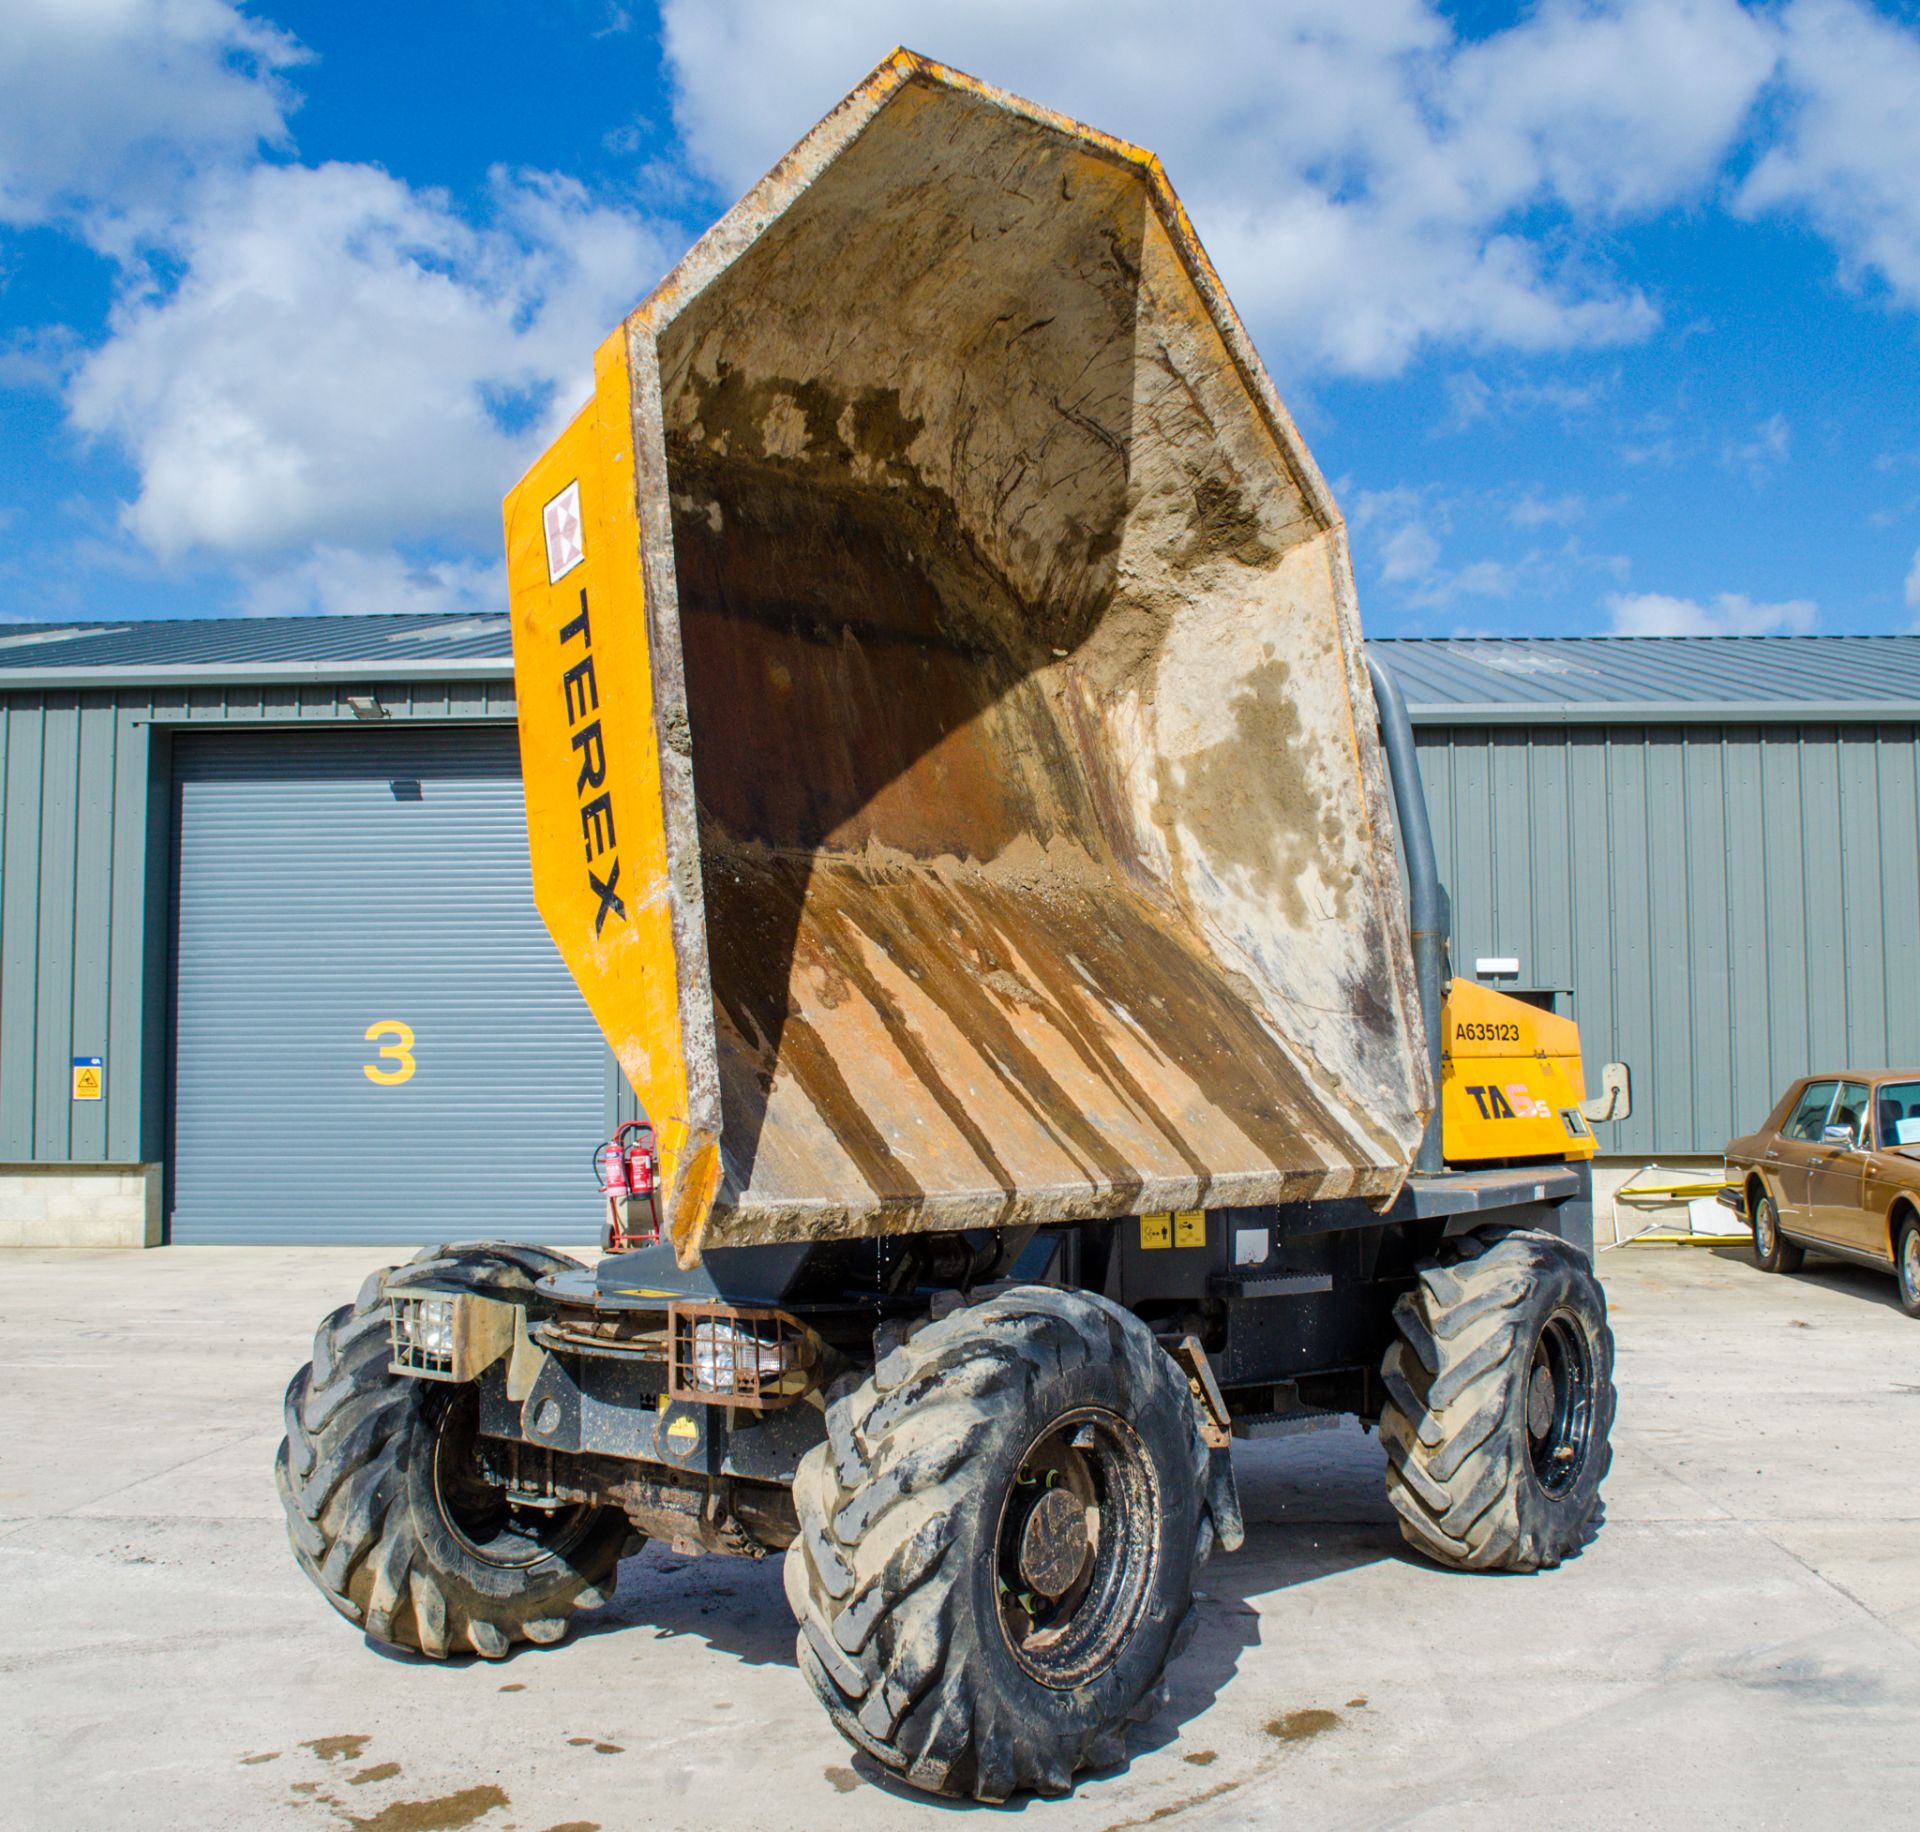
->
xmin=72 ymin=1057 xmax=102 ymax=1101
xmin=663 ymin=1413 xmax=699 ymax=1454
xmin=1140 ymin=1212 xmax=1172 ymax=1250
xmin=1174 ymin=1209 xmax=1206 ymax=1248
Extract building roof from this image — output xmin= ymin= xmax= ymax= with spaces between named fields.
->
xmin=2 ymin=616 xmax=1918 ymax=721
xmin=1369 ymin=635 xmax=1920 ymax=722
xmin=0 ymin=612 xmax=513 ymax=684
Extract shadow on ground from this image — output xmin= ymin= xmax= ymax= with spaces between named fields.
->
xmin=1707 ymin=1241 xmax=1905 ymax=1313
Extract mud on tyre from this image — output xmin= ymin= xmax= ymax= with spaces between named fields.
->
xmin=275 ymin=1243 xmax=630 ymax=1658
xmin=785 ymin=1286 xmax=1221 ymax=1802
xmin=1381 ymin=1227 xmax=1615 ymax=1572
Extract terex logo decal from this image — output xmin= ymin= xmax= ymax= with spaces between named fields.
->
xmin=559 ymin=589 xmax=624 ymax=934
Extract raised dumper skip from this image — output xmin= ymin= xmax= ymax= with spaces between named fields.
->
xmin=275 ymin=51 xmax=1623 ymax=1803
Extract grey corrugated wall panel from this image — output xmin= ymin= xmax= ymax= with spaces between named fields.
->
xmin=0 ymin=681 xmax=532 ymax=1167
xmin=2 ymin=699 xmax=49 ymax=1158
xmin=33 ymin=697 xmax=79 ymax=1154
xmin=1418 ymin=721 xmax=1920 ymax=1156
xmin=169 ymin=725 xmax=607 ymax=1244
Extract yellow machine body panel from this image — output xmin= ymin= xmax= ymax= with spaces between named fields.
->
xmin=1440 ymin=978 xmax=1596 ymax=1165
xmin=505 ymin=336 xmax=724 ymax=1244
xmin=505 ymin=51 xmax=1438 ymax=1264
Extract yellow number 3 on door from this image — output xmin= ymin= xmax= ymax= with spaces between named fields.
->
xmin=363 ymin=1020 xmax=417 ymax=1085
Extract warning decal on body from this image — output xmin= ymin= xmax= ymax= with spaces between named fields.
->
xmin=542 ymin=480 xmax=585 ymax=583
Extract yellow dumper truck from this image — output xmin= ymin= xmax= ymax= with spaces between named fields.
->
xmin=276 ymin=53 xmax=1618 ymax=1802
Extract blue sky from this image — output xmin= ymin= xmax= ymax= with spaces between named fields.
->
xmin=3 ymin=0 xmax=1919 ymax=636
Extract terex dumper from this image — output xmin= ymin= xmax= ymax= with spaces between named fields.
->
xmin=276 ymin=53 xmax=1621 ymax=1802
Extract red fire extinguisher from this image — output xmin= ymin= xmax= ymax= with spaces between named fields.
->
xmin=595 ymin=1121 xmax=659 ymax=1250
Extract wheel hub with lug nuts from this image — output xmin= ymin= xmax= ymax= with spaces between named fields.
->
xmin=1018 ymin=1485 xmax=1092 ymax=1599
xmin=1527 ymin=1362 xmax=1557 ymax=1440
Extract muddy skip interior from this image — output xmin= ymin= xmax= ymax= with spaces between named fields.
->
xmin=648 ymin=76 xmax=1421 ymax=1234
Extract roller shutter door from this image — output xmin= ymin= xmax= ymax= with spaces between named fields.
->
xmin=170 ymin=725 xmax=608 ymax=1244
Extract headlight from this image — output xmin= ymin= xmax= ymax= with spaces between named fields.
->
xmin=690 ymin=1318 xmax=787 ymax=1394
xmin=390 ymin=1294 xmax=457 ymax=1376
xmin=669 ymin=1303 xmax=814 ymax=1408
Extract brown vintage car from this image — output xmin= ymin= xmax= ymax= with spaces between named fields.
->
xmin=1722 ymin=1072 xmax=1920 ymax=1317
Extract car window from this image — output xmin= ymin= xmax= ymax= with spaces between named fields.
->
xmin=1831 ymin=1081 xmax=1870 ymax=1146
xmin=1877 ymin=1080 xmax=1920 ymax=1147
xmin=1780 ymin=1080 xmax=1840 ymax=1143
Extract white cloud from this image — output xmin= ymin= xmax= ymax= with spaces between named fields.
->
xmin=1740 ymin=0 xmax=1920 ymax=309
xmin=0 ymin=0 xmax=303 ymax=231
xmin=1509 ymin=491 xmax=1587 ymax=529
xmin=241 ymin=545 xmax=503 ymax=619
xmin=1606 ymin=590 xmax=1818 ymax=636
xmin=1722 ymin=411 xmax=1792 ymax=484
xmin=66 ymin=161 xmax=674 ymax=560
xmin=0 ymin=323 xmax=83 ymax=393
xmin=1443 ymin=368 xmax=1613 ymax=432
xmin=659 ymin=0 xmax=1783 ymax=378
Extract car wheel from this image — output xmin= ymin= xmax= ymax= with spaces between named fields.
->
xmin=1896 ymin=1214 xmax=1920 ymax=1319
xmin=1750 ymin=1192 xmax=1804 ymax=1275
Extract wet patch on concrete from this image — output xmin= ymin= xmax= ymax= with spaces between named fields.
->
xmin=304 ymin=1735 xmax=372 ymax=1764
xmin=1103 ymin=1777 xmax=1245 ymax=1828
xmin=349 ymin=1763 xmax=402 ymax=1787
xmin=339 ymin=1784 xmax=508 ymax=1832
xmin=825 ymin=1764 xmax=860 ymax=1793
xmin=1267 ymin=1707 xmax=1341 ymax=1743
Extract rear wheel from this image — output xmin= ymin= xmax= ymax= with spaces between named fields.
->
xmin=275 ymin=1243 xmax=631 ymax=1658
xmin=1381 ymin=1228 xmax=1615 ymax=1571
xmin=785 ymin=1286 xmax=1217 ymax=1801
xmin=1751 ymin=1191 xmax=1805 ymax=1275
xmin=1895 ymin=1214 xmax=1920 ymax=1319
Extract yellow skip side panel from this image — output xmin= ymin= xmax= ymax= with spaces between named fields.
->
xmin=1441 ymin=978 xmax=1596 ymax=1164
xmin=504 ymin=333 xmax=720 ymax=1245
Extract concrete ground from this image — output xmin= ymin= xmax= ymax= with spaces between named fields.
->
xmin=2 ymin=1242 xmax=1916 ymax=1832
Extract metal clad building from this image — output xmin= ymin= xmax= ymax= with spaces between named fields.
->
xmin=2 ymin=618 xmax=1918 ymax=1245
xmin=1379 ymin=636 xmax=1920 ymax=1160
xmin=0 ymin=616 xmax=615 ymax=1246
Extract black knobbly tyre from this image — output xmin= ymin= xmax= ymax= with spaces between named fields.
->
xmin=784 ymin=1286 xmax=1219 ymax=1802
xmin=1751 ymin=1190 xmax=1805 ymax=1275
xmin=1381 ymin=1228 xmax=1615 ymax=1572
xmin=275 ymin=1242 xmax=631 ymax=1658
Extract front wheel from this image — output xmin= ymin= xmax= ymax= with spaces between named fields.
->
xmin=1751 ymin=1191 xmax=1805 ymax=1275
xmin=785 ymin=1287 xmax=1217 ymax=1802
xmin=1381 ymin=1228 xmax=1615 ymax=1572
xmin=1895 ymin=1214 xmax=1920 ymax=1319
xmin=275 ymin=1243 xmax=631 ymax=1657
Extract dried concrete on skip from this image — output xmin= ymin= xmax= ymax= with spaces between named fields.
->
xmin=2 ymin=1244 xmax=1916 ymax=1830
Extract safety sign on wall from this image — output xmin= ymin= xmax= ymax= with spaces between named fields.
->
xmin=72 ymin=1056 xmax=103 ymax=1101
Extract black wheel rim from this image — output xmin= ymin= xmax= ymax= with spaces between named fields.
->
xmin=430 ymin=1389 xmax=594 ymax=1570
xmin=993 ymin=1407 xmax=1159 ymax=1689
xmin=1525 ymin=1311 xmax=1596 ymax=1499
